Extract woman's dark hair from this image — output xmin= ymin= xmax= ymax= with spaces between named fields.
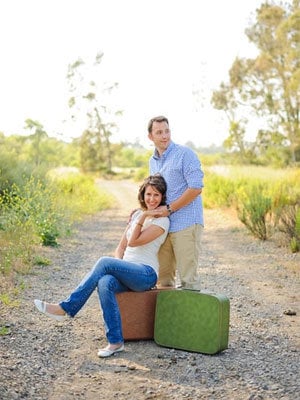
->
xmin=138 ymin=174 xmax=167 ymax=210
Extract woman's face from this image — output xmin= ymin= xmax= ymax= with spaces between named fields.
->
xmin=144 ymin=185 xmax=163 ymax=210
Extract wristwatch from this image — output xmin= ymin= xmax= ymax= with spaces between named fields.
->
xmin=166 ymin=204 xmax=173 ymax=214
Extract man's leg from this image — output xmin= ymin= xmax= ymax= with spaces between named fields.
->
xmin=171 ymin=224 xmax=203 ymax=290
xmin=157 ymin=234 xmax=176 ymax=287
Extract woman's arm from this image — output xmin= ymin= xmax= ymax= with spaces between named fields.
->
xmin=114 ymin=230 xmax=128 ymax=259
xmin=114 ymin=210 xmax=136 ymax=258
xmin=127 ymin=210 xmax=166 ymax=247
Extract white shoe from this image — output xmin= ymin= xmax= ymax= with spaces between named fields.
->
xmin=98 ymin=344 xmax=124 ymax=358
xmin=34 ymin=299 xmax=66 ymax=322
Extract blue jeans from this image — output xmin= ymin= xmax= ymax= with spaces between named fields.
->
xmin=59 ymin=256 xmax=157 ymax=344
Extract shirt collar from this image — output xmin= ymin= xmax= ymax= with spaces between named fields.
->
xmin=153 ymin=141 xmax=175 ymax=159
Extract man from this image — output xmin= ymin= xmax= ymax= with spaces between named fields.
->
xmin=148 ymin=116 xmax=204 ymax=290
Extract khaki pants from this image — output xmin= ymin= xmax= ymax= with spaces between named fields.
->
xmin=158 ymin=224 xmax=203 ymax=290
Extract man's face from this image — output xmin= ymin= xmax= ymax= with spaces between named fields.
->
xmin=148 ymin=121 xmax=171 ymax=154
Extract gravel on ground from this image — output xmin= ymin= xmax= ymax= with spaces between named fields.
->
xmin=0 ymin=179 xmax=299 ymax=400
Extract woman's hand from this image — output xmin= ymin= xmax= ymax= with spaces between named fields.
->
xmin=128 ymin=210 xmax=166 ymax=247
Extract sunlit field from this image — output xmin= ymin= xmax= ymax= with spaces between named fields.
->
xmin=207 ymin=165 xmax=299 ymax=180
xmin=203 ymin=165 xmax=300 ymax=251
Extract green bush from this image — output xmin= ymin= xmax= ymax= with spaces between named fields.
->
xmin=0 ymin=207 xmax=38 ymax=275
xmin=236 ymin=183 xmax=272 ymax=240
xmin=0 ymin=178 xmax=64 ymax=247
xmin=51 ymin=172 xmax=113 ymax=220
xmin=204 ymin=166 xmax=300 ymax=251
xmin=203 ymin=172 xmax=235 ymax=208
xmin=0 ymin=147 xmax=48 ymax=195
xmin=269 ymin=174 xmax=300 ymax=251
xmin=0 ymin=171 xmax=113 ymax=278
xmin=133 ymin=166 xmax=149 ymax=182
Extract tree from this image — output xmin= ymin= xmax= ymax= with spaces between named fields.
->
xmin=67 ymin=53 xmax=122 ymax=173
xmin=1 ymin=127 xmax=80 ymax=171
xmin=211 ymin=1 xmax=300 ymax=164
xmin=24 ymin=119 xmax=48 ymax=166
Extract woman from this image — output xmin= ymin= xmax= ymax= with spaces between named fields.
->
xmin=34 ymin=175 xmax=170 ymax=357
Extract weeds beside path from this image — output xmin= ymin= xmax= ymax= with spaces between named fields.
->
xmin=0 ymin=179 xmax=299 ymax=400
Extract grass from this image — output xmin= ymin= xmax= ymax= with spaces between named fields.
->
xmin=207 ymin=164 xmax=299 ymax=180
xmin=0 ymin=170 xmax=114 ymax=289
xmin=204 ymin=165 xmax=300 ymax=249
xmin=0 ymin=326 xmax=10 ymax=336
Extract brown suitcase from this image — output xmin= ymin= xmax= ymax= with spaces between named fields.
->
xmin=116 ymin=288 xmax=172 ymax=340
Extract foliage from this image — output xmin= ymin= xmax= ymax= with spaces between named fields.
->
xmin=0 ymin=326 xmax=10 ymax=336
xmin=0 ymin=130 xmax=153 ymax=181
xmin=211 ymin=1 xmax=300 ymax=164
xmin=202 ymin=171 xmax=236 ymax=208
xmin=134 ymin=166 xmax=149 ymax=182
xmin=0 ymin=177 xmax=64 ymax=253
xmin=114 ymin=147 xmax=149 ymax=169
xmin=67 ymin=53 xmax=122 ymax=173
xmin=236 ymin=183 xmax=272 ymax=240
xmin=0 ymin=220 xmax=38 ymax=275
xmin=0 ymin=131 xmax=80 ymax=177
xmin=0 ymin=292 xmax=20 ymax=307
xmin=0 ymin=138 xmax=35 ymax=194
xmin=0 ymin=170 xmax=113 ymax=280
xmin=50 ymin=170 xmax=113 ymax=220
xmin=24 ymin=119 xmax=48 ymax=166
xmin=272 ymin=170 xmax=300 ymax=251
xmin=277 ymin=205 xmax=300 ymax=252
xmin=204 ymin=165 xmax=300 ymax=249
xmin=255 ymin=129 xmax=291 ymax=167
xmin=199 ymin=152 xmax=227 ymax=166
xmin=33 ymin=255 xmax=52 ymax=266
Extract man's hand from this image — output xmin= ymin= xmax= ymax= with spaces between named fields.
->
xmin=144 ymin=209 xmax=165 ymax=218
xmin=154 ymin=206 xmax=169 ymax=217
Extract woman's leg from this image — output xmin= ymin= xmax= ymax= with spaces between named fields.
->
xmin=60 ymin=256 xmax=157 ymax=317
xmin=97 ymin=274 xmax=126 ymax=344
xmin=96 ymin=257 xmax=158 ymax=344
xmin=59 ymin=256 xmax=110 ymax=317
xmin=96 ymin=256 xmax=157 ymax=291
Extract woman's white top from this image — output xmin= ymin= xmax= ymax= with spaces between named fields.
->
xmin=123 ymin=209 xmax=170 ymax=274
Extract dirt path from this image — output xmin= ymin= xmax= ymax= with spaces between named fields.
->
xmin=0 ymin=179 xmax=299 ymax=400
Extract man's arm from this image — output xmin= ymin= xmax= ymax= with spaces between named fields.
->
xmin=156 ymin=187 xmax=202 ymax=216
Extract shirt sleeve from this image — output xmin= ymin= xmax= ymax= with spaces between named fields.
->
xmin=183 ymin=148 xmax=204 ymax=189
xmin=152 ymin=217 xmax=170 ymax=232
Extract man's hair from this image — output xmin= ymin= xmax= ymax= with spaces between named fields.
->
xmin=147 ymin=116 xmax=169 ymax=133
xmin=138 ymin=174 xmax=167 ymax=210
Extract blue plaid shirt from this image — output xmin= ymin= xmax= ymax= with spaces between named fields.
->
xmin=149 ymin=141 xmax=204 ymax=232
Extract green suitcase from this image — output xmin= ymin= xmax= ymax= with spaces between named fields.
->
xmin=154 ymin=289 xmax=230 ymax=354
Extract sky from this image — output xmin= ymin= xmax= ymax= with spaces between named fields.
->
xmin=0 ymin=0 xmax=265 ymax=148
